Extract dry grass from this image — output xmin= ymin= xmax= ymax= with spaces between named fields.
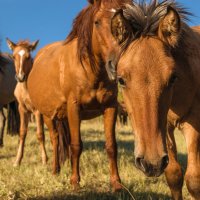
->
xmin=0 ymin=120 xmax=190 ymax=200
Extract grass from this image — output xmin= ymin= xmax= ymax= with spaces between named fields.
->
xmin=0 ymin=120 xmax=190 ymax=200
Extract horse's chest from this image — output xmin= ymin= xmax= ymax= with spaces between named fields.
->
xmin=80 ymin=85 xmax=116 ymax=109
xmin=14 ymin=84 xmax=35 ymax=112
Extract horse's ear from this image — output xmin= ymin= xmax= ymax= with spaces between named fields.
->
xmin=6 ymin=38 xmax=16 ymax=51
xmin=158 ymin=6 xmax=181 ymax=47
xmin=29 ymin=40 xmax=39 ymax=51
xmin=111 ymin=9 xmax=130 ymax=44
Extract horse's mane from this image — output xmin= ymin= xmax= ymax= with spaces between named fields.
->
xmin=123 ymin=0 xmax=191 ymax=40
xmin=64 ymin=0 xmax=131 ymax=72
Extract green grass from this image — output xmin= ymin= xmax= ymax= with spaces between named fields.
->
xmin=0 ymin=120 xmax=190 ymax=200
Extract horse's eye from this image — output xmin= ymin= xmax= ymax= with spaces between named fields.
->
xmin=169 ymin=73 xmax=178 ymax=86
xmin=118 ymin=77 xmax=126 ymax=87
xmin=94 ymin=20 xmax=100 ymax=26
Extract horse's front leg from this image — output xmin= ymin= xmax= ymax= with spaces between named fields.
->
xmin=0 ymin=108 xmax=6 ymax=147
xmin=34 ymin=110 xmax=48 ymax=165
xmin=67 ymin=95 xmax=82 ymax=189
xmin=14 ymin=105 xmax=29 ymax=166
xmin=104 ymin=105 xmax=121 ymax=191
xmin=164 ymin=124 xmax=183 ymax=200
xmin=181 ymin=120 xmax=200 ymax=200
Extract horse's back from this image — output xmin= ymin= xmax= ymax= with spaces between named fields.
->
xmin=0 ymin=54 xmax=16 ymax=107
xmin=192 ymin=25 xmax=200 ymax=33
xmin=28 ymin=41 xmax=67 ymax=119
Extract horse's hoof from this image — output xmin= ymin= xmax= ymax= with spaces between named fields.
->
xmin=52 ymin=165 xmax=61 ymax=175
xmin=73 ymin=183 xmax=80 ymax=191
xmin=0 ymin=144 xmax=3 ymax=148
xmin=70 ymin=179 xmax=80 ymax=191
xmin=112 ymin=181 xmax=123 ymax=192
xmin=52 ymin=169 xmax=60 ymax=175
xmin=13 ymin=162 xmax=20 ymax=167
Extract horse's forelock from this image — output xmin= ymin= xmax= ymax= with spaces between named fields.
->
xmin=124 ymin=0 xmax=191 ymax=40
xmin=16 ymin=40 xmax=32 ymax=48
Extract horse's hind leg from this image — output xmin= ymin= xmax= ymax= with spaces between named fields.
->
xmin=164 ymin=124 xmax=183 ymax=200
xmin=34 ymin=110 xmax=48 ymax=165
xmin=181 ymin=120 xmax=200 ymax=200
xmin=104 ymin=105 xmax=122 ymax=192
xmin=43 ymin=116 xmax=60 ymax=174
xmin=0 ymin=108 xmax=6 ymax=147
xmin=14 ymin=105 xmax=29 ymax=166
xmin=67 ymin=96 xmax=82 ymax=189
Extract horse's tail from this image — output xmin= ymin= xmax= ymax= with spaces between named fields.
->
xmin=56 ymin=120 xmax=71 ymax=165
xmin=6 ymin=101 xmax=20 ymax=135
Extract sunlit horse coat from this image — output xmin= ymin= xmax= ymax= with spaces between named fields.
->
xmin=28 ymin=0 xmax=132 ymax=191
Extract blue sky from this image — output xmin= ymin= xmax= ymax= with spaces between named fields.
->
xmin=0 ymin=0 xmax=199 ymax=54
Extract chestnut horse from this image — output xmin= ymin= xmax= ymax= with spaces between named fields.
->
xmin=27 ymin=0 xmax=131 ymax=191
xmin=116 ymin=0 xmax=200 ymax=199
xmin=6 ymin=39 xmax=48 ymax=166
xmin=0 ymin=53 xmax=19 ymax=147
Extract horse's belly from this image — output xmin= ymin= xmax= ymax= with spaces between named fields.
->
xmin=80 ymin=109 xmax=102 ymax=120
xmin=28 ymin=73 xmax=66 ymax=119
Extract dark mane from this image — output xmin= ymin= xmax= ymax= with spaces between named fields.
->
xmin=64 ymin=0 xmax=131 ymax=72
xmin=124 ymin=0 xmax=191 ymax=39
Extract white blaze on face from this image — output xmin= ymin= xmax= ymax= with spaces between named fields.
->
xmin=18 ymin=49 xmax=25 ymax=76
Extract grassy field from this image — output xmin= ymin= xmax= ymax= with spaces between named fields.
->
xmin=0 ymin=120 xmax=190 ymax=200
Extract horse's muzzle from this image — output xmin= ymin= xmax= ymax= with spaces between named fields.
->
xmin=135 ymin=155 xmax=169 ymax=177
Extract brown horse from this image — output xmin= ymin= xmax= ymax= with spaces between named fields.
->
xmin=6 ymin=39 xmax=48 ymax=166
xmin=27 ymin=0 xmax=131 ymax=191
xmin=115 ymin=0 xmax=200 ymax=199
xmin=0 ymin=53 xmax=19 ymax=146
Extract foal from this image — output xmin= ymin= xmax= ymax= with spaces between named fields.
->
xmin=6 ymin=39 xmax=48 ymax=166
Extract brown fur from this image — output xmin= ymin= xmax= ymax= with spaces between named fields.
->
xmin=116 ymin=0 xmax=200 ymax=199
xmin=6 ymin=38 xmax=48 ymax=167
xmin=27 ymin=0 xmax=132 ymax=191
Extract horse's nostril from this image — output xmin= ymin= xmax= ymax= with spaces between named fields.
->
xmin=135 ymin=157 xmax=148 ymax=173
xmin=135 ymin=157 xmax=142 ymax=168
xmin=161 ymin=155 xmax=169 ymax=170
